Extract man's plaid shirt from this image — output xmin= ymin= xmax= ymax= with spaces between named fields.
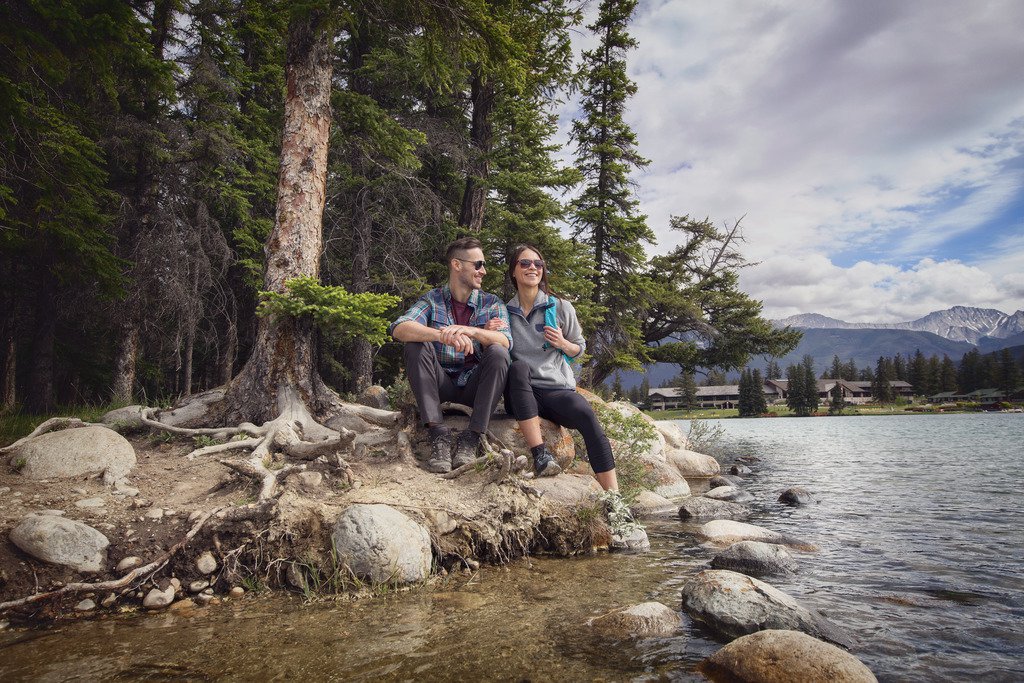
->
xmin=389 ymin=284 xmax=512 ymax=387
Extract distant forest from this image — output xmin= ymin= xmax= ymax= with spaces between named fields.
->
xmin=0 ymin=1 xmax=800 ymax=415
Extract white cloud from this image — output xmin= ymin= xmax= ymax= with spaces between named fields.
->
xmin=557 ymin=0 xmax=1024 ymax=319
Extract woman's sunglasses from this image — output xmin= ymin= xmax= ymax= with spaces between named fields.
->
xmin=517 ymin=259 xmax=545 ymax=269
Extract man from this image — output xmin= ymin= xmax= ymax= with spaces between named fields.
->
xmin=390 ymin=237 xmax=512 ymax=473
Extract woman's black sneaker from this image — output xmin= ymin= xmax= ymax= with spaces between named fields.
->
xmin=532 ymin=447 xmax=561 ymax=477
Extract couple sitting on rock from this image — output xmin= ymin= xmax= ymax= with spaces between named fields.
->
xmin=390 ymin=237 xmax=638 ymax=535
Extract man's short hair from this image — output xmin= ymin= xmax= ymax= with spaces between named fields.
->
xmin=445 ymin=237 xmax=483 ymax=265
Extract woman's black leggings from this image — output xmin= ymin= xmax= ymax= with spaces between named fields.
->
xmin=505 ymin=360 xmax=616 ymax=474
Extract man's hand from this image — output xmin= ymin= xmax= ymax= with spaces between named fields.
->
xmin=484 ymin=317 xmax=508 ymax=332
xmin=439 ymin=325 xmax=475 ymax=354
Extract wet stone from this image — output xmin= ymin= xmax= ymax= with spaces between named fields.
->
xmin=779 ymin=486 xmax=815 ymax=506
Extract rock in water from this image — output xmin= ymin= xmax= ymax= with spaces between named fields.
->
xmin=678 ymin=498 xmax=750 ymax=521
xmin=698 ymin=520 xmax=817 ymax=551
xmin=357 ymin=385 xmax=391 ymax=410
xmin=631 ymin=491 xmax=677 ymax=517
xmin=709 ymin=474 xmax=744 ymax=488
xmin=699 ymin=630 xmax=877 ymax=682
xmin=588 ymin=601 xmax=681 ymax=638
xmin=666 ymin=449 xmax=721 ymax=477
xmin=8 ymin=426 xmax=136 ymax=482
xmin=730 ymin=464 xmax=752 ymax=475
xmin=143 ymin=586 xmax=176 ymax=610
xmin=610 ymin=528 xmax=651 ymax=552
xmin=331 ymin=504 xmax=432 ymax=584
xmin=681 ymin=570 xmax=855 ymax=648
xmin=704 ymin=485 xmax=755 ymax=503
xmin=779 ymin=486 xmax=815 ymax=506
xmin=710 ymin=541 xmax=797 ymax=576
xmin=9 ymin=514 xmax=109 ymax=572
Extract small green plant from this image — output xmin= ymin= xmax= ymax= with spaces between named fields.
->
xmin=12 ymin=457 xmax=27 ymax=472
xmin=192 ymin=435 xmax=219 ymax=448
xmin=387 ymin=371 xmax=413 ymax=410
xmin=239 ymin=576 xmax=266 ymax=593
xmin=148 ymin=430 xmax=175 ymax=445
xmin=593 ymin=403 xmax=657 ymax=500
xmin=686 ymin=418 xmax=724 ymax=454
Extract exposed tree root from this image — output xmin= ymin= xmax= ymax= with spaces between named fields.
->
xmin=0 ymin=505 xmax=230 ymax=614
xmin=0 ymin=418 xmax=100 ymax=455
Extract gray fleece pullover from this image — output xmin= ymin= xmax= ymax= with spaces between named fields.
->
xmin=506 ymin=290 xmax=586 ymax=390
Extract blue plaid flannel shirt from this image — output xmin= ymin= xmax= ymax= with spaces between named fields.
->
xmin=389 ymin=285 xmax=512 ymax=387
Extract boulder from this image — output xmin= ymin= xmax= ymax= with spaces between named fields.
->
xmin=155 ymin=388 xmax=225 ymax=427
xmin=699 ymin=630 xmax=877 ymax=682
xmin=779 ymin=487 xmax=815 ymax=507
xmin=331 ymin=504 xmax=432 ymax=584
xmin=709 ymin=474 xmax=744 ymax=488
xmin=666 ymin=449 xmax=720 ymax=477
xmin=704 ymin=485 xmax=755 ymax=503
xmin=10 ymin=514 xmax=109 ymax=572
xmin=8 ymin=426 xmax=135 ymax=482
xmin=630 ymin=490 xmax=676 ymax=518
xmin=655 ymin=422 xmax=688 ymax=451
xmin=652 ymin=476 xmax=691 ymax=500
xmin=357 ymin=385 xmax=391 ymax=410
xmin=710 ymin=541 xmax=797 ymax=576
xmin=100 ymin=405 xmax=146 ymax=430
xmin=531 ymin=473 xmax=602 ymax=507
xmin=678 ymin=498 xmax=750 ymax=521
xmin=611 ymin=527 xmax=651 ymax=552
xmin=588 ymin=601 xmax=681 ymax=638
xmin=681 ymin=570 xmax=854 ymax=648
xmin=482 ymin=416 xmax=577 ymax=470
xmin=143 ymin=586 xmax=176 ymax=610
xmin=698 ymin=520 xmax=816 ymax=551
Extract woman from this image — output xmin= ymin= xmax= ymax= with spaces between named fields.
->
xmin=486 ymin=244 xmax=639 ymax=535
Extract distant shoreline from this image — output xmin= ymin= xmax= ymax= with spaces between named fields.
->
xmin=644 ymin=404 xmax=1021 ymax=420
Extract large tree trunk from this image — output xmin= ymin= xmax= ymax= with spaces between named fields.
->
xmin=25 ymin=281 xmax=56 ymax=412
xmin=111 ymin=323 xmax=140 ymax=404
xmin=0 ymin=333 xmax=14 ymax=413
xmin=221 ymin=10 xmax=335 ymax=424
xmin=458 ymin=70 xmax=494 ymax=231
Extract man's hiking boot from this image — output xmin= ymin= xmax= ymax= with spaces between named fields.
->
xmin=451 ymin=430 xmax=481 ymax=469
xmin=531 ymin=446 xmax=561 ymax=478
xmin=426 ymin=432 xmax=453 ymax=474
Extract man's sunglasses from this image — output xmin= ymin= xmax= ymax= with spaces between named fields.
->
xmin=455 ymin=258 xmax=486 ymax=270
xmin=517 ymin=259 xmax=545 ymax=269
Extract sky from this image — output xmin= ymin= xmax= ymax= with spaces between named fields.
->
xmin=555 ymin=0 xmax=1024 ymax=322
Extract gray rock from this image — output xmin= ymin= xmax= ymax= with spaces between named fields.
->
xmin=229 ymin=586 xmax=245 ymax=598
xmin=144 ymin=508 xmax=165 ymax=520
xmin=357 ymin=385 xmax=391 ymax=410
xmin=588 ymin=601 xmax=681 ymax=638
xmin=704 ymin=485 xmax=755 ymax=503
xmin=678 ymin=497 xmax=750 ymax=521
xmin=143 ymin=586 xmax=176 ymax=609
xmin=74 ymin=497 xmax=106 ymax=509
xmin=666 ymin=449 xmax=721 ymax=477
xmin=709 ymin=474 xmax=744 ymax=488
xmin=154 ymin=389 xmax=225 ymax=427
xmin=698 ymin=520 xmax=817 ymax=551
xmin=101 ymin=593 xmax=117 ymax=608
xmin=196 ymin=551 xmax=218 ymax=575
xmin=610 ymin=527 xmax=651 ymax=552
xmin=189 ymin=580 xmax=209 ymax=593
xmin=681 ymin=570 xmax=854 ymax=648
xmin=730 ymin=463 xmax=752 ymax=475
xmin=655 ymin=422 xmax=688 ymax=451
xmin=779 ymin=486 xmax=815 ymax=507
xmin=8 ymin=426 xmax=136 ymax=482
xmin=331 ymin=504 xmax=432 ymax=584
xmin=296 ymin=471 xmax=323 ymax=490
xmin=652 ymin=480 xmax=691 ymax=499
xmin=74 ymin=599 xmax=96 ymax=612
xmin=631 ymin=490 xmax=677 ymax=518
xmin=116 ymin=556 xmax=142 ymax=573
xmin=195 ymin=592 xmax=214 ymax=605
xmin=100 ymin=405 xmax=146 ymax=430
xmin=700 ymin=630 xmax=877 ymax=682
xmin=710 ymin=541 xmax=798 ymax=576
xmin=10 ymin=514 xmax=109 ymax=572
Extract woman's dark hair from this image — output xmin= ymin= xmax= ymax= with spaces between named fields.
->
xmin=507 ymin=243 xmax=555 ymax=295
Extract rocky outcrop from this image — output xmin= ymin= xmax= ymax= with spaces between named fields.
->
xmin=9 ymin=513 xmax=110 ymax=572
xmin=779 ymin=487 xmax=815 ymax=506
xmin=681 ymin=570 xmax=854 ymax=648
xmin=8 ymin=426 xmax=136 ymax=482
xmin=331 ymin=504 xmax=432 ymax=584
xmin=710 ymin=541 xmax=797 ymax=576
xmin=709 ymin=474 xmax=743 ymax=488
xmin=704 ymin=485 xmax=754 ymax=503
xmin=666 ymin=449 xmax=720 ymax=477
xmin=100 ymin=405 xmax=146 ymax=430
xmin=697 ymin=520 xmax=816 ymax=551
xmin=699 ymin=630 xmax=877 ymax=682
xmin=588 ymin=601 xmax=680 ymax=638
xmin=630 ymin=490 xmax=676 ymax=517
xmin=678 ymin=497 xmax=750 ymax=521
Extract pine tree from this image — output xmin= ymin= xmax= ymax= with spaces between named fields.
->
xmin=765 ymin=359 xmax=782 ymax=381
xmin=909 ymin=349 xmax=927 ymax=396
xmin=958 ymin=348 xmax=981 ymax=393
xmin=737 ymin=369 xmax=753 ymax=416
xmin=751 ymin=369 xmax=768 ymax=415
xmin=997 ymin=348 xmax=1020 ymax=395
xmin=872 ymin=356 xmax=894 ymax=403
xmin=940 ymin=355 xmax=958 ymax=392
xmin=673 ymin=372 xmax=698 ymax=411
xmin=828 ymin=381 xmax=845 ymax=415
xmin=570 ymin=0 xmax=654 ymax=384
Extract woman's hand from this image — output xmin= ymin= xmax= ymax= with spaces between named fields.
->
xmin=543 ymin=325 xmax=568 ymax=351
xmin=484 ymin=317 xmax=507 ymax=332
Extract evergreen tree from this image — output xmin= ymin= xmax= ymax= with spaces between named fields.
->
xmin=672 ymin=371 xmax=698 ymax=411
xmin=639 ymin=376 xmax=651 ymax=408
xmin=751 ymin=369 xmax=768 ymax=415
xmin=570 ymin=0 xmax=654 ymax=384
xmin=765 ymin=358 xmax=782 ymax=381
xmin=925 ymin=354 xmax=941 ymax=397
xmin=872 ymin=356 xmax=894 ymax=403
xmin=785 ymin=357 xmax=818 ymax=416
xmin=940 ymin=355 xmax=958 ymax=392
xmin=909 ymin=349 xmax=927 ymax=395
xmin=997 ymin=348 xmax=1020 ymax=395
xmin=893 ymin=352 xmax=907 ymax=382
xmin=825 ymin=354 xmax=843 ymax=380
xmin=958 ymin=348 xmax=981 ymax=393
xmin=842 ymin=359 xmax=858 ymax=381
xmin=828 ymin=381 xmax=845 ymax=415
xmin=737 ymin=369 xmax=753 ymax=416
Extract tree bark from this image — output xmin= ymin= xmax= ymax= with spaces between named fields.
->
xmin=458 ymin=69 xmax=494 ymax=232
xmin=182 ymin=323 xmax=195 ymax=397
xmin=0 ymin=334 xmax=14 ymax=413
xmin=112 ymin=323 xmax=140 ymax=404
xmin=221 ymin=10 xmax=335 ymax=424
xmin=25 ymin=281 xmax=55 ymax=412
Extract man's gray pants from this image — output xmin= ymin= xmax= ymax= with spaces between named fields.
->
xmin=403 ymin=342 xmax=510 ymax=434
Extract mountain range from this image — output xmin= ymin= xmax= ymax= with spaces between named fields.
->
xmin=615 ymin=306 xmax=1024 ymax=390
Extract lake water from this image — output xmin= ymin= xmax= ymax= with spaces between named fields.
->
xmin=1 ymin=413 xmax=1021 ymax=681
